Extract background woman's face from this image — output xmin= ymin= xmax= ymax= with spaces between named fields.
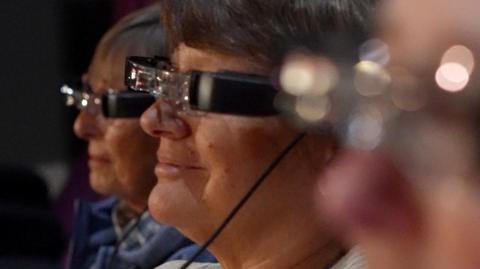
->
xmin=141 ymin=44 xmax=330 ymax=240
xmin=74 ymin=49 xmax=158 ymax=211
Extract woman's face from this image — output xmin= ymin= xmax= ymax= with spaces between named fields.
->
xmin=141 ymin=43 xmax=331 ymax=239
xmin=74 ymin=49 xmax=158 ymax=211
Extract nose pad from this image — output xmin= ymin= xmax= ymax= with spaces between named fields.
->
xmin=73 ymin=110 xmax=103 ymax=140
xmin=140 ymin=99 xmax=191 ymax=140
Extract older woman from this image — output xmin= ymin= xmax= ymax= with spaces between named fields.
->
xmin=139 ymin=1 xmax=376 ymax=268
xmin=66 ymin=4 xmax=214 ymax=269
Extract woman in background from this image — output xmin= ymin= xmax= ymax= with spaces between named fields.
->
xmin=67 ymin=4 xmax=215 ymax=269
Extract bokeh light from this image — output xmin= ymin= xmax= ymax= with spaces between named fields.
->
xmin=280 ymin=58 xmax=316 ymax=96
xmin=435 ymin=45 xmax=474 ymax=92
xmin=441 ymin=45 xmax=475 ymax=74
xmin=354 ymin=61 xmax=391 ymax=97
xmin=346 ymin=108 xmax=384 ymax=150
xmin=435 ymin=62 xmax=470 ymax=92
xmin=294 ymin=96 xmax=331 ymax=122
xmin=281 ymin=55 xmax=339 ymax=96
xmin=359 ymin=38 xmax=390 ymax=66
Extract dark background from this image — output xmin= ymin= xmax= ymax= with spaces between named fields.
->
xmin=0 ymin=0 xmax=111 ymax=170
xmin=0 ymin=0 xmax=153 ymax=193
xmin=0 ymin=0 xmax=154 ymax=264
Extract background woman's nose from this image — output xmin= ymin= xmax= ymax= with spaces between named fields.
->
xmin=73 ymin=110 xmax=102 ymax=140
xmin=140 ymin=99 xmax=191 ymax=140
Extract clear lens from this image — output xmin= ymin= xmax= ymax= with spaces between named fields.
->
xmin=60 ymin=84 xmax=102 ymax=115
xmin=126 ymin=57 xmax=194 ymax=114
xmin=155 ymin=69 xmax=191 ymax=111
xmin=126 ymin=59 xmax=157 ymax=92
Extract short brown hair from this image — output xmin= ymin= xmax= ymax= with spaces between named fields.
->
xmin=160 ymin=0 xmax=377 ymax=67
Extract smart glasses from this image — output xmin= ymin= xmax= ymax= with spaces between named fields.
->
xmin=60 ymin=83 xmax=102 ymax=115
xmin=125 ymin=56 xmax=279 ymax=116
xmin=60 ymin=83 xmax=155 ymax=118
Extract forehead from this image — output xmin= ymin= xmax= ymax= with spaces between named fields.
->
xmin=87 ymin=47 xmax=128 ymax=93
xmin=173 ymin=43 xmax=268 ymax=74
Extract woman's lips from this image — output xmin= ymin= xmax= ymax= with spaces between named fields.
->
xmin=155 ymin=158 xmax=204 ymax=179
xmin=155 ymin=162 xmax=181 ymax=178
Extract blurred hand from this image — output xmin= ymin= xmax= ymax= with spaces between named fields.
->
xmin=315 ymin=1 xmax=480 ymax=268
xmin=317 ymin=150 xmax=480 ymax=269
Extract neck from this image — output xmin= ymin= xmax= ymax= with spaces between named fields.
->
xmin=121 ymin=197 xmax=148 ymax=214
xmin=213 ymin=226 xmax=342 ymax=269
xmin=206 ymin=200 xmax=342 ymax=269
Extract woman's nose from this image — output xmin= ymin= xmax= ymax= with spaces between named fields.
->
xmin=73 ymin=110 xmax=103 ymax=140
xmin=140 ymin=99 xmax=191 ymax=140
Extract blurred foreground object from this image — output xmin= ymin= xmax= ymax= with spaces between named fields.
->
xmin=306 ymin=0 xmax=480 ymax=269
xmin=280 ymin=26 xmax=480 ymax=188
xmin=319 ymin=150 xmax=480 ymax=269
xmin=379 ymin=0 xmax=480 ymax=73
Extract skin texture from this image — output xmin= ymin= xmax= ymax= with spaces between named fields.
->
xmin=140 ymin=43 xmax=341 ymax=269
xmin=74 ymin=47 xmax=158 ymax=213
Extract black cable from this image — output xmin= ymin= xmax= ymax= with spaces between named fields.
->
xmin=106 ymin=206 xmax=148 ymax=269
xmin=179 ymin=132 xmax=307 ymax=269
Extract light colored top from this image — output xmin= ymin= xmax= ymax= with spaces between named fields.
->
xmin=155 ymin=249 xmax=364 ymax=269
xmin=330 ymin=248 xmax=364 ymax=269
xmin=155 ymin=261 xmax=222 ymax=269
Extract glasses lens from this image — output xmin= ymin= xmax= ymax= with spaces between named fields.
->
xmin=126 ymin=56 xmax=193 ymax=113
xmin=60 ymin=84 xmax=101 ymax=114
xmin=126 ymin=57 xmax=158 ymax=92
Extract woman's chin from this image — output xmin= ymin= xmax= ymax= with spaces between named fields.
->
xmin=148 ymin=184 xmax=173 ymax=224
xmin=148 ymin=182 xmax=198 ymax=228
xmin=89 ymin=172 xmax=116 ymax=196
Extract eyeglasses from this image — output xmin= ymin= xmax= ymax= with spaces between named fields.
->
xmin=125 ymin=56 xmax=280 ymax=116
xmin=60 ymin=83 xmax=102 ymax=115
xmin=60 ymin=83 xmax=155 ymax=118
